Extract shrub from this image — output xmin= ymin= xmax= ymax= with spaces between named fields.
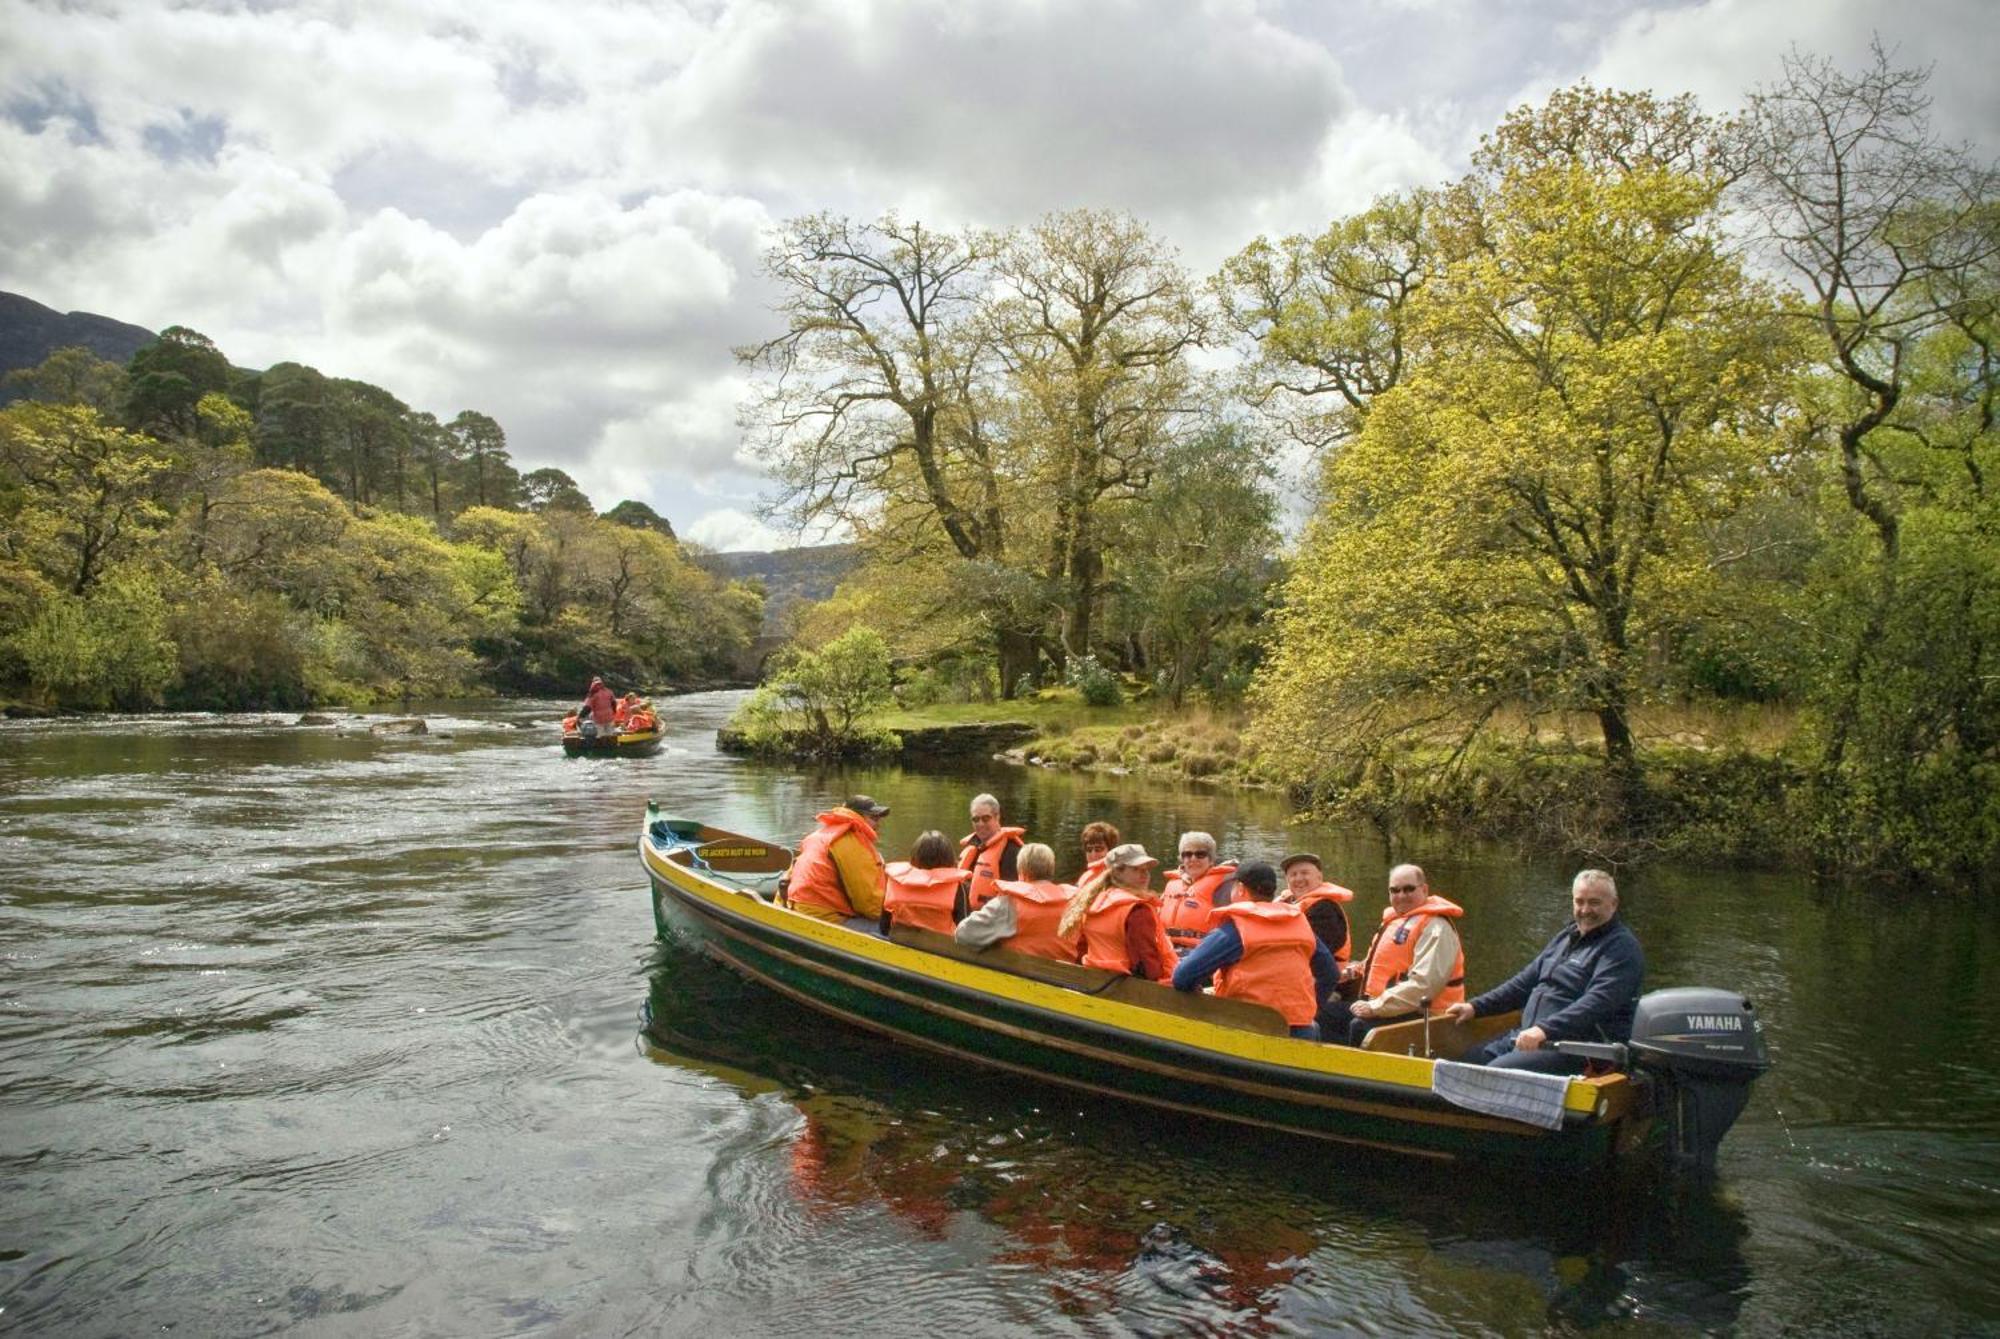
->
xmin=1065 ymin=654 xmax=1122 ymax=707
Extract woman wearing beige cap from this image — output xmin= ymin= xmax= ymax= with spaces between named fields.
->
xmin=1058 ymin=843 xmax=1178 ymax=983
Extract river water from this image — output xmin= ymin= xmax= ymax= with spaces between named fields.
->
xmin=1 ymin=691 xmax=1995 ymax=1336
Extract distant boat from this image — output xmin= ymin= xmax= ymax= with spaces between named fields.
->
xmin=638 ymin=807 xmax=1770 ymax=1176
xmin=560 ymin=720 xmax=664 ymax=757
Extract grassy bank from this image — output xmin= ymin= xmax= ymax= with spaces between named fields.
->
xmin=889 ymin=693 xmax=1816 ymax=870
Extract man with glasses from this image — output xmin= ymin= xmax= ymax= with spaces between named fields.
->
xmin=1159 ymin=831 xmax=1241 ymax=952
xmin=1325 ymin=863 xmax=1466 ymax=1046
xmin=957 ymin=792 xmax=1026 ymax=916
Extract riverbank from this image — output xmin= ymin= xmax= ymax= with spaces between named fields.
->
xmin=862 ymin=695 xmax=1825 ymax=872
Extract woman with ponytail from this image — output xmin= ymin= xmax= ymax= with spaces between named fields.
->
xmin=1061 ymin=844 xmax=1177 ymax=983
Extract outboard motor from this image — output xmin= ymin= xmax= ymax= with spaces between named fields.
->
xmin=1626 ymin=987 xmax=1771 ymax=1175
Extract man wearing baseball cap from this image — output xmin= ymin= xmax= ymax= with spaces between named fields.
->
xmin=1171 ymin=861 xmax=1340 ymax=1039
xmin=783 ymin=794 xmax=890 ymax=923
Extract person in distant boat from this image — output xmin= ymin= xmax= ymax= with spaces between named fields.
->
xmin=1171 ymin=862 xmax=1337 ymax=1040
xmin=881 ymin=830 xmax=971 ymax=936
xmin=576 ymin=675 xmax=619 ymax=736
xmin=1077 ymin=820 xmax=1121 ymax=883
xmin=1158 ymin=831 xmax=1240 ymax=953
xmin=957 ymin=792 xmax=1026 ymax=917
xmin=783 ymin=794 xmax=890 ymax=925
xmin=952 ymin=842 xmax=1078 ymax=962
xmin=1443 ymin=869 xmax=1644 ymax=1075
xmin=1060 ymin=842 xmax=1177 ymax=983
xmin=1326 ymin=863 xmax=1465 ymax=1046
xmin=1280 ymin=852 xmax=1356 ymax=1035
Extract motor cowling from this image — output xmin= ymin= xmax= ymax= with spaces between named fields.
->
xmin=1627 ymin=987 xmax=1771 ymax=1175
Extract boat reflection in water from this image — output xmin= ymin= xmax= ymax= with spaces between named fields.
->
xmin=638 ymin=942 xmax=1752 ymax=1333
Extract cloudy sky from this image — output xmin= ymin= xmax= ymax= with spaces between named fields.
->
xmin=3 ymin=0 xmax=1994 ymax=549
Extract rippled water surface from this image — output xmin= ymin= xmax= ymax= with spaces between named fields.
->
xmin=2 ymin=692 xmax=1996 ymax=1336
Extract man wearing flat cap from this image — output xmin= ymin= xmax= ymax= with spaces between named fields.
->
xmin=784 ymin=794 xmax=890 ymax=923
xmin=1280 ymin=853 xmax=1357 ymax=1033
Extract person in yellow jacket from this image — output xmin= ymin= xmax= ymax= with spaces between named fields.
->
xmin=784 ymin=795 xmax=890 ymax=923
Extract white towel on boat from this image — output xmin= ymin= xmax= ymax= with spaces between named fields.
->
xmin=1430 ymin=1059 xmax=1574 ymax=1130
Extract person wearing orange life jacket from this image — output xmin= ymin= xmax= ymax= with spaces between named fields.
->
xmin=881 ymin=830 xmax=970 ymax=936
xmin=957 ymin=792 xmax=1026 ymax=916
xmin=1058 ymin=842 xmax=1177 ymax=983
xmin=1075 ymin=820 xmax=1120 ymax=884
xmin=1171 ymin=862 xmax=1339 ymax=1039
xmin=952 ymin=843 xmax=1079 ymax=962
xmin=783 ymin=794 xmax=890 ymax=924
xmin=1325 ymin=863 xmax=1466 ymax=1046
xmin=1281 ymin=851 xmax=1357 ymax=1036
xmin=1279 ymin=852 xmax=1355 ymax=969
xmin=1158 ymin=831 xmax=1240 ymax=952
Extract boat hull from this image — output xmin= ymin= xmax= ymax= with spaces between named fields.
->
xmin=562 ymin=728 xmax=663 ymax=757
xmin=642 ymin=827 xmax=1645 ymax=1167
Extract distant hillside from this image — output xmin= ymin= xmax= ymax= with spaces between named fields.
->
xmin=698 ymin=542 xmax=860 ymax=634
xmin=0 ymin=292 xmax=154 ymax=401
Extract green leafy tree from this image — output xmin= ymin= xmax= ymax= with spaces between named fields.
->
xmin=448 ymin=410 xmax=518 ymax=510
xmin=1735 ymin=47 xmax=2000 ymax=877
xmin=124 ymin=326 xmax=231 ymax=437
xmin=732 ymin=625 xmax=895 ymax=756
xmin=522 ymin=467 xmax=593 ymax=514
xmin=1216 ymin=190 xmax=1438 ymax=452
xmin=1255 ymin=85 xmax=1797 ymax=810
xmin=0 ymin=401 xmax=173 ymax=594
xmin=602 ymin=498 xmax=675 ymax=538
xmin=3 ymin=346 xmax=128 ymax=412
xmin=14 ymin=561 xmax=176 ymax=708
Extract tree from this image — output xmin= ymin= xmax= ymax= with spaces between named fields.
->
xmin=522 ymin=466 xmax=593 ymax=514
xmin=738 ymin=625 xmax=896 ymax=756
xmin=0 ymin=401 xmax=173 ymax=594
xmin=1215 ymin=190 xmax=1438 ymax=452
xmin=739 ymin=213 xmax=1039 ymax=690
xmin=1734 ymin=46 xmax=2000 ymax=876
xmin=1254 ymin=85 xmax=1796 ymax=808
xmin=990 ymin=209 xmax=1208 ymax=660
xmin=602 ymin=498 xmax=675 ymax=538
xmin=449 ymin=410 xmax=518 ymax=510
xmin=1111 ymin=421 xmax=1280 ymax=706
xmin=124 ymin=326 xmax=231 ymax=437
xmin=3 ymin=346 xmax=127 ymax=412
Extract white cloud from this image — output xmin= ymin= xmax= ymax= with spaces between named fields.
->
xmin=685 ymin=507 xmax=788 ymax=552
xmin=1584 ymin=0 xmax=2000 ymax=146
xmin=2 ymin=0 xmax=1992 ymax=550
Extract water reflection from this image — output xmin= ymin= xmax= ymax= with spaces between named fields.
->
xmin=639 ymin=938 xmax=1753 ymax=1334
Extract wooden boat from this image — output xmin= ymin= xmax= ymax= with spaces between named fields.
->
xmin=639 ymin=807 xmax=1769 ymax=1173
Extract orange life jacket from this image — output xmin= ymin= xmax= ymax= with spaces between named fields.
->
xmin=883 ymin=863 xmax=968 ymax=935
xmin=958 ymin=827 xmax=1026 ymax=910
xmin=988 ymin=878 xmax=1078 ymax=961
xmin=1079 ymin=856 xmax=1108 ymax=884
xmin=786 ymin=808 xmax=882 ymax=919
xmin=1361 ymin=895 xmax=1466 ymax=1011
xmin=1292 ymin=883 xmax=1357 ymax=967
xmin=1080 ymin=889 xmax=1179 ymax=982
xmin=1211 ymin=901 xmax=1320 ymax=1028
xmin=1160 ymin=862 xmax=1239 ymax=951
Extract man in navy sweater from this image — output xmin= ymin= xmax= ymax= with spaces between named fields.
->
xmin=1444 ymin=869 xmax=1644 ymax=1075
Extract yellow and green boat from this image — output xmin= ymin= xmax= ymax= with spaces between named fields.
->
xmin=639 ymin=806 xmax=1769 ymax=1174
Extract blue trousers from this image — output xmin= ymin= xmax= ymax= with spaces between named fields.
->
xmin=1463 ymin=1030 xmax=1587 ymax=1075
xmin=1289 ymin=1023 xmax=1321 ymax=1041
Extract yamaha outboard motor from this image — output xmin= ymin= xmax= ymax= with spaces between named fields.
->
xmin=1627 ymin=987 xmax=1771 ymax=1175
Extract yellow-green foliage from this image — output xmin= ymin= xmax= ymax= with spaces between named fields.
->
xmin=1253 ymin=87 xmax=1798 ymax=802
